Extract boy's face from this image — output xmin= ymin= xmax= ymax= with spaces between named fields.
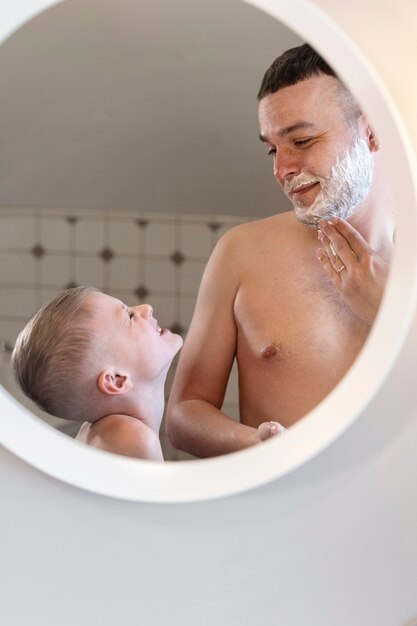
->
xmin=86 ymin=292 xmax=183 ymax=382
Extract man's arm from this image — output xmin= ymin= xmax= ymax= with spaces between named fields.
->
xmin=166 ymin=227 xmax=263 ymax=458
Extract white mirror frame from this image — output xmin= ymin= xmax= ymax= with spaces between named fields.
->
xmin=0 ymin=0 xmax=416 ymax=502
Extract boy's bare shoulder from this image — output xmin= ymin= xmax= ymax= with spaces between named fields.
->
xmin=77 ymin=415 xmax=162 ymax=460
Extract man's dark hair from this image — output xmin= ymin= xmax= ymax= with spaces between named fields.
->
xmin=257 ymin=43 xmax=361 ymax=124
xmin=257 ymin=43 xmax=337 ymax=100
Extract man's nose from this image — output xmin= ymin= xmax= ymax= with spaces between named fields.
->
xmin=273 ymin=150 xmax=301 ymax=187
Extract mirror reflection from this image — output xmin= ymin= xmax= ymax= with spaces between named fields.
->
xmin=0 ymin=0 xmax=394 ymax=462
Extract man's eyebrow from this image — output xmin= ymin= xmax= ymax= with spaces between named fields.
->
xmin=259 ymin=122 xmax=316 ymax=142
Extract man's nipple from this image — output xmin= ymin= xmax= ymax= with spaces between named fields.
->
xmin=261 ymin=343 xmax=278 ymax=360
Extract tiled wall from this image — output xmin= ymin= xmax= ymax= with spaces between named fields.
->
xmin=0 ymin=207 xmax=249 ymax=460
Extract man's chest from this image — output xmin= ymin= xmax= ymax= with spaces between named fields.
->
xmin=234 ymin=264 xmax=368 ymax=365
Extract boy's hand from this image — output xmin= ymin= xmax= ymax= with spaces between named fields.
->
xmin=257 ymin=421 xmax=287 ymax=441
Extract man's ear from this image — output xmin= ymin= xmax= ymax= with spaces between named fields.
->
xmin=368 ymin=127 xmax=380 ymax=152
xmin=364 ymin=120 xmax=379 ymax=152
xmin=97 ymin=369 xmax=133 ymax=396
xmin=358 ymin=115 xmax=379 ymax=152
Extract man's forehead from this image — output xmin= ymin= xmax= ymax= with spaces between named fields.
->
xmin=258 ymin=75 xmax=345 ymax=129
xmin=259 ymin=121 xmax=318 ymax=142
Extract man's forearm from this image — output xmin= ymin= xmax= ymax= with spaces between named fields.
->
xmin=166 ymin=399 xmax=260 ymax=458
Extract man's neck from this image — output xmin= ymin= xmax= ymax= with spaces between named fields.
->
xmin=347 ymin=187 xmax=395 ymax=262
xmin=348 ymin=152 xmax=395 ymax=260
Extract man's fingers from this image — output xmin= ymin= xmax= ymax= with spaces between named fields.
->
xmin=317 ymin=247 xmax=341 ymax=283
xmin=327 ymin=216 xmax=369 ymax=260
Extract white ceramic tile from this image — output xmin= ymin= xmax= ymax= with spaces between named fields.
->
xmin=40 ymin=288 xmax=67 ymax=308
xmin=74 ymin=219 xmax=105 ymax=253
xmin=40 ymin=218 xmax=71 ymax=251
xmin=221 ymin=403 xmax=240 ymax=422
xmin=179 ymin=222 xmax=212 ymax=258
xmin=0 ymin=252 xmax=37 ymax=284
xmin=108 ymin=257 xmax=141 ymax=291
xmin=178 ymin=294 xmax=198 ymax=329
xmin=179 ymin=260 xmax=207 ymax=295
xmin=40 ymin=254 xmax=72 ymax=286
xmin=109 ymin=219 xmax=142 ymax=255
xmin=74 ymin=256 xmax=104 ymax=287
xmin=0 ymin=216 xmax=36 ymax=249
xmin=0 ymin=287 xmax=38 ymax=319
xmin=145 ymin=222 xmax=176 ymax=256
xmin=214 ymin=221 xmax=243 ymax=243
xmin=0 ymin=319 xmax=31 ymax=345
xmin=145 ymin=258 xmax=176 ymax=293
xmin=145 ymin=294 xmax=176 ymax=328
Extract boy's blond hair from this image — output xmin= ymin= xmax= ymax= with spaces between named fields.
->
xmin=11 ymin=286 xmax=101 ymax=421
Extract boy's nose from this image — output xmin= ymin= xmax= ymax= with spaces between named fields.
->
xmin=134 ymin=303 xmax=153 ymax=319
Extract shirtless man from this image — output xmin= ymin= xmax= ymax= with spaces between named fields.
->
xmin=166 ymin=44 xmax=394 ymax=458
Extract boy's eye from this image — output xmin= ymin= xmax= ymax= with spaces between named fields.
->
xmin=267 ymin=147 xmax=276 ymax=156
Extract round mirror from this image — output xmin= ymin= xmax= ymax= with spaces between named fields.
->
xmin=0 ymin=0 xmax=416 ymax=501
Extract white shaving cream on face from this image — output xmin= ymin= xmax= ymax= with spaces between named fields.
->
xmin=284 ymin=138 xmax=374 ymax=227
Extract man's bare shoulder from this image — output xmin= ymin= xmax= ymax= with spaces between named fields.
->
xmin=221 ymin=211 xmax=299 ymax=244
xmin=215 ymin=211 xmax=304 ymax=262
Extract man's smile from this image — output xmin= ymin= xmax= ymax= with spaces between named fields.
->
xmin=291 ymin=181 xmax=320 ymax=199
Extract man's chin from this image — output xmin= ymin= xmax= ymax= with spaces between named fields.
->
xmin=294 ymin=207 xmax=330 ymax=228
xmin=294 ymin=204 xmax=356 ymax=228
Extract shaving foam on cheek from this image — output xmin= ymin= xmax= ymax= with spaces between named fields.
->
xmin=292 ymin=138 xmax=374 ymax=227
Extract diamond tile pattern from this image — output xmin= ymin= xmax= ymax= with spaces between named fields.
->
xmin=31 ymin=244 xmax=45 ymax=258
xmin=0 ymin=209 xmax=249 ymax=461
xmin=170 ymin=250 xmax=185 ymax=266
xmin=100 ymin=247 xmax=114 ymax=262
xmin=134 ymin=285 xmax=150 ymax=299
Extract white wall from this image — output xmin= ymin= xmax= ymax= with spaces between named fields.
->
xmin=1 ymin=2 xmax=417 ymax=625
xmin=0 ymin=0 xmax=300 ymax=217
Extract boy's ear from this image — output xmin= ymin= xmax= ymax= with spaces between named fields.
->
xmin=97 ymin=369 xmax=133 ymax=396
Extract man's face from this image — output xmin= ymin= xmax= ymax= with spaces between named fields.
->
xmin=258 ymin=74 xmax=374 ymax=227
xmin=85 ymin=292 xmax=183 ymax=382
